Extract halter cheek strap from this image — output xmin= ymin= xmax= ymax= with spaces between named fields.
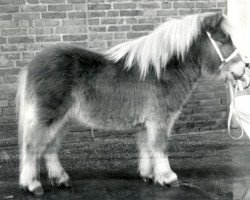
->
xmin=206 ymin=32 xmax=239 ymax=70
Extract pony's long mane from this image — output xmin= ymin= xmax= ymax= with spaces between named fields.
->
xmin=106 ymin=13 xmax=233 ymax=79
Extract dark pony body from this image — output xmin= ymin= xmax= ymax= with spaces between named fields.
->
xmin=17 ymin=13 xmax=248 ymax=195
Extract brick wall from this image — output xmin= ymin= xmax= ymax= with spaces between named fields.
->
xmin=0 ymin=0 xmax=227 ymax=141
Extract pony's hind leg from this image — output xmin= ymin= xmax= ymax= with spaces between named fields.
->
xmin=44 ymin=136 xmax=70 ymax=188
xmin=19 ymin=121 xmax=47 ymax=195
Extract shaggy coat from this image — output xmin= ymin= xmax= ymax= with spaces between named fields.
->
xmin=17 ymin=12 xmax=247 ymax=195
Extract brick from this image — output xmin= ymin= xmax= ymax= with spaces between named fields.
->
xmin=138 ymin=17 xmax=161 ymax=24
xmin=190 ymin=113 xmax=211 ymax=121
xmin=179 ymin=9 xmax=199 ymax=16
xmin=173 ymin=2 xmax=195 ymax=8
xmin=127 ymin=32 xmax=148 ymax=39
xmin=143 ymin=9 xmax=156 ymax=17
xmin=0 ymin=116 xmax=17 ymax=123
xmin=63 ymin=35 xmax=87 ymax=41
xmin=113 ymin=3 xmax=137 ymax=9
xmin=71 ymin=42 xmax=88 ymax=48
xmin=201 ymin=8 xmax=222 ymax=13
xmin=195 ymin=2 xmax=216 ymax=8
xmin=107 ymin=11 xmax=119 ymax=17
xmin=67 ymin=0 xmax=85 ymax=3
xmin=108 ymin=25 xmax=130 ymax=32
xmin=55 ymin=26 xmax=86 ymax=34
xmin=3 ymin=107 xmax=15 ymax=115
xmin=26 ymin=0 xmax=39 ymax=3
xmin=21 ymin=52 xmax=34 ymax=59
xmin=48 ymin=5 xmax=73 ymax=11
xmin=88 ymin=3 xmax=111 ymax=10
xmin=40 ymin=0 xmax=65 ymax=3
xmin=1 ymin=28 xmax=28 ymax=36
xmin=34 ymin=19 xmax=60 ymax=27
xmin=101 ymin=18 xmax=124 ymax=25
xmin=88 ymin=41 xmax=106 ymax=49
xmin=156 ymin=10 xmax=178 ymax=16
xmin=36 ymin=35 xmax=61 ymax=42
xmin=193 ymin=92 xmax=215 ymax=100
xmin=107 ymin=40 xmax=126 ymax=48
xmin=217 ymin=2 xmax=227 ymax=8
xmin=19 ymin=20 xmax=31 ymax=28
xmin=132 ymin=24 xmax=154 ymax=31
xmin=0 ymin=0 xmax=24 ymax=4
xmin=15 ymin=59 xmax=30 ymax=67
xmin=68 ymin=12 xmax=86 ymax=18
xmin=120 ymin=10 xmax=143 ymax=17
xmin=29 ymin=27 xmax=54 ymax=35
xmin=88 ymin=18 xmax=100 ymax=25
xmin=62 ymin=19 xmax=86 ymax=26
xmin=126 ymin=17 xmax=137 ymax=24
xmin=0 ymin=123 xmax=17 ymax=131
xmin=0 ymin=100 xmax=8 ymax=107
xmin=89 ymin=33 xmax=113 ymax=41
xmin=161 ymin=2 xmax=172 ymax=9
xmin=88 ymin=11 xmax=106 ymax=18
xmin=14 ymin=13 xmax=40 ymax=20
xmin=0 ymin=21 xmax=18 ymax=28
xmin=0 ymin=5 xmax=19 ymax=12
xmin=0 ymin=37 xmax=6 ymax=44
xmin=0 ymin=14 xmax=12 ymax=20
xmin=89 ymin=26 xmax=106 ymax=32
xmin=8 ymin=36 xmax=34 ymax=44
xmin=138 ymin=2 xmax=160 ymax=9
xmin=0 ymin=60 xmax=14 ymax=68
xmin=114 ymin=33 xmax=125 ymax=40
xmin=200 ymin=99 xmax=222 ymax=107
xmin=73 ymin=4 xmax=87 ymax=11
xmin=0 ymin=68 xmax=20 ymax=76
xmin=42 ymin=12 xmax=67 ymax=19
xmin=195 ymin=106 xmax=226 ymax=114
xmin=1 ymin=44 xmax=27 ymax=52
xmin=0 ymin=53 xmax=20 ymax=60
xmin=88 ymin=0 xmax=104 ymax=2
xmin=20 ymin=5 xmax=46 ymax=12
xmin=182 ymin=107 xmax=194 ymax=115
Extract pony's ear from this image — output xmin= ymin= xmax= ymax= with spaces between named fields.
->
xmin=201 ymin=13 xmax=224 ymax=31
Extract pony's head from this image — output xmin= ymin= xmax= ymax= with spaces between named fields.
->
xmin=107 ymin=13 xmax=249 ymax=85
xmin=199 ymin=13 xmax=249 ymax=85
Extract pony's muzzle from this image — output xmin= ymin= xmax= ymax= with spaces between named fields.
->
xmin=230 ymin=63 xmax=246 ymax=80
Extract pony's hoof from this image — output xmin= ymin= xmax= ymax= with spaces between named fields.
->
xmin=59 ymin=180 xmax=72 ymax=189
xmin=21 ymin=186 xmax=44 ymax=196
xmin=142 ymin=177 xmax=153 ymax=183
xmin=50 ymin=177 xmax=72 ymax=189
xmin=32 ymin=186 xmax=44 ymax=196
xmin=169 ymin=179 xmax=180 ymax=187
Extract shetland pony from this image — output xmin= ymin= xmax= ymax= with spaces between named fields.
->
xmin=17 ymin=13 xmax=249 ymax=195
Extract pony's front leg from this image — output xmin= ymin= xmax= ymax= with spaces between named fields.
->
xmin=138 ymin=121 xmax=179 ymax=186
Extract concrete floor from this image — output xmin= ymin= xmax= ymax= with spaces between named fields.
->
xmin=0 ymin=130 xmax=250 ymax=200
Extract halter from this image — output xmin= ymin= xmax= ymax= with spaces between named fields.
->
xmin=206 ymin=32 xmax=239 ymax=70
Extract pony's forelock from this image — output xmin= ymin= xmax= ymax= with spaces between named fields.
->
xmin=221 ymin=14 xmax=234 ymax=37
xmin=106 ymin=14 xmax=202 ymax=79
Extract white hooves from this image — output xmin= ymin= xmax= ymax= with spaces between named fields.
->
xmin=143 ymin=171 xmax=179 ymax=188
xmin=154 ymin=171 xmax=179 ymax=187
xmin=49 ymin=171 xmax=71 ymax=188
xmin=20 ymin=181 xmax=44 ymax=196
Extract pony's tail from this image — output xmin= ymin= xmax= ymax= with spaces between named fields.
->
xmin=16 ymin=69 xmax=28 ymax=168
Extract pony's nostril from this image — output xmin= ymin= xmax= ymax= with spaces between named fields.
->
xmin=246 ymin=63 xmax=250 ymax=68
xmin=231 ymin=71 xmax=243 ymax=80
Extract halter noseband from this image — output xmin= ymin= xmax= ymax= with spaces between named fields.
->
xmin=206 ymin=32 xmax=239 ymax=70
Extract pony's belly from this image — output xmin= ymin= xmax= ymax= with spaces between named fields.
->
xmin=72 ymin=104 xmax=145 ymax=132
